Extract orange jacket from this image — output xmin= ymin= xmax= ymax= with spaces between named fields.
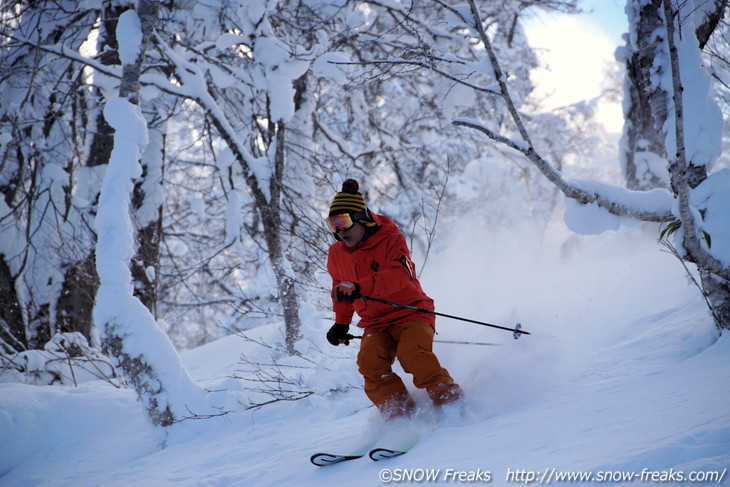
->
xmin=327 ymin=213 xmax=435 ymax=330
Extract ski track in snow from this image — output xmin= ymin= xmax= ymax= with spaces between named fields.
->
xmin=1 ymin=228 xmax=728 ymax=487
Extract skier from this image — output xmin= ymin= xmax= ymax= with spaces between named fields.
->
xmin=325 ymin=179 xmax=463 ymax=419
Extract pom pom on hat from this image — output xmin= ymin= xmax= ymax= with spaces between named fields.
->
xmin=329 ymin=179 xmax=368 ymax=217
xmin=341 ymin=179 xmax=359 ymax=194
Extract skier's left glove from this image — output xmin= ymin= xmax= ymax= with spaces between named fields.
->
xmin=327 ymin=323 xmax=350 ymax=346
xmin=334 ymin=282 xmax=361 ymax=303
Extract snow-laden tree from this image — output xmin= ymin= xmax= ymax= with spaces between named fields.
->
xmin=620 ymin=0 xmax=727 ymax=190
xmin=141 ymin=0 xmax=317 ymax=354
xmin=146 ymin=0 xmax=549 ymax=349
xmin=0 ymin=0 xmax=211 ymax=423
xmin=0 ymin=0 xmax=167 ymax=353
xmin=656 ymin=0 xmax=730 ymax=329
xmin=604 ymin=0 xmax=730 ymax=328
xmin=94 ymin=2 xmax=210 ymax=427
xmin=1 ymin=0 xmax=586 ymax=362
xmin=0 ymin=2 xmax=102 ymax=352
xmin=370 ymin=0 xmax=730 ymax=329
xmin=702 ymin=6 xmax=730 ymax=174
xmin=315 ymin=0 xmax=582 ymax=247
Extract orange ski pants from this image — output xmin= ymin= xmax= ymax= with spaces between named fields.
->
xmin=357 ymin=320 xmax=463 ymax=418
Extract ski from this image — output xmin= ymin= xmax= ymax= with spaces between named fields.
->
xmin=310 ymin=452 xmax=365 ymax=467
xmin=369 ymin=448 xmax=408 ymax=461
xmin=310 ymin=447 xmax=409 ymax=466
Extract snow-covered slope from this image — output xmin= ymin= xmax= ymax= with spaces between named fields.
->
xmin=1 ymin=225 xmax=728 ymax=486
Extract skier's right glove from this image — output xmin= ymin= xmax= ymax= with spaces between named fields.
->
xmin=327 ymin=323 xmax=350 ymax=346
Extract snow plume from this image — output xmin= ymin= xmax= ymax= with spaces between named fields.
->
xmin=94 ymin=97 xmax=209 ymax=428
xmin=423 ymin=215 xmax=704 ymax=419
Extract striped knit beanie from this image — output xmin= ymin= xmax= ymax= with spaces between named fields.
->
xmin=329 ymin=179 xmax=369 ymax=217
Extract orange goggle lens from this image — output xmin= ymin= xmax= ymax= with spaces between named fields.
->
xmin=327 ymin=211 xmax=367 ymax=232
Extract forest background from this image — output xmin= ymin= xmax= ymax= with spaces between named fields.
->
xmin=1 ymin=0 xmax=729 ymax=428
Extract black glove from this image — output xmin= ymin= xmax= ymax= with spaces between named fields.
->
xmin=334 ymin=282 xmax=361 ymax=303
xmin=327 ymin=323 xmax=350 ymax=346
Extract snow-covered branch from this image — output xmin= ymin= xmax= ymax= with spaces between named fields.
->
xmin=333 ymin=57 xmax=500 ymax=94
xmin=3 ymin=34 xmax=122 ymax=80
xmin=452 ymin=1 xmax=672 ymax=220
xmin=151 ymin=34 xmax=270 ymax=207
xmin=452 ymin=117 xmax=674 ymax=223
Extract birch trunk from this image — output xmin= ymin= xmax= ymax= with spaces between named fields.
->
xmin=662 ymin=0 xmax=730 ymax=330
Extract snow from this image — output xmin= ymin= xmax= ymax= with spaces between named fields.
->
xmin=2 ymin=1 xmax=729 ymax=485
xmin=225 ymin=189 xmax=244 ymax=247
xmin=466 ymin=56 xmax=495 ymax=79
xmin=442 ymin=84 xmax=478 ymax=119
xmin=663 ymin=1 xmax=723 ymax=171
xmin=253 ymin=36 xmax=309 ymax=122
xmin=564 ymin=199 xmax=622 ymax=235
xmin=117 ymin=10 xmax=142 ymax=66
xmin=94 ymin=96 xmax=211 ymax=425
xmin=216 ymin=33 xmax=248 ymax=51
xmin=691 ymin=169 xmax=730 ymax=266
xmin=563 ymin=178 xmax=674 ymax=235
xmin=2 ymin=223 xmax=728 ymax=486
xmin=312 ymin=51 xmax=351 ymax=84
xmin=95 ymin=97 xmax=146 ymax=288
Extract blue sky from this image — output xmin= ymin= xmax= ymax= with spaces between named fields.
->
xmin=580 ymin=0 xmax=628 ymax=44
xmin=523 ymin=0 xmax=627 ymax=132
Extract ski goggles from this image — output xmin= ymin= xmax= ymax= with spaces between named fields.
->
xmin=327 ymin=210 xmax=369 ymax=233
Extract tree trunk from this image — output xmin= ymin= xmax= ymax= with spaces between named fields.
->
xmin=87 ymin=2 xmax=122 ymax=168
xmin=130 ymin=119 xmax=165 ymax=318
xmin=700 ymin=271 xmax=730 ymax=329
xmin=265 ymin=121 xmax=302 ymax=354
xmin=202 ymin=103 xmax=304 ymax=355
xmin=96 ymin=0 xmax=202 ymax=427
xmin=266 ymin=231 xmax=303 ymax=355
xmin=119 ymin=0 xmax=162 ymax=320
xmin=621 ymin=0 xmax=668 ymax=190
xmin=55 ymin=1 xmax=125 ymax=346
xmin=0 ymin=256 xmax=26 ymax=353
xmin=56 ymin=254 xmax=98 ymax=343
xmin=662 ymin=0 xmax=730 ymax=330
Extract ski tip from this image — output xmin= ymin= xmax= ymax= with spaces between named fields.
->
xmin=369 ymin=448 xmax=407 ymax=461
xmin=310 ymin=452 xmax=364 ymax=467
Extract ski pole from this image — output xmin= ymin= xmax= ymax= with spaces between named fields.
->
xmin=346 ymin=335 xmax=499 ymax=346
xmin=359 ymin=294 xmax=530 ymax=339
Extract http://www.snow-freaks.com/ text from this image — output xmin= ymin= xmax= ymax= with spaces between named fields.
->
xmin=376 ymin=466 xmax=727 ymax=484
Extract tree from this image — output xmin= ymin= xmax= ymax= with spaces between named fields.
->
xmin=0 ymin=1 xmax=102 ymax=352
xmin=94 ymin=2 xmax=209 ymax=426
xmin=620 ymin=0 xmax=727 ymax=191
xmin=659 ymin=0 xmax=729 ymax=328
xmin=143 ymin=0 xmax=311 ymax=354
xmin=415 ymin=0 xmax=730 ymax=329
xmin=311 ymin=0 xmax=582 ymax=255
